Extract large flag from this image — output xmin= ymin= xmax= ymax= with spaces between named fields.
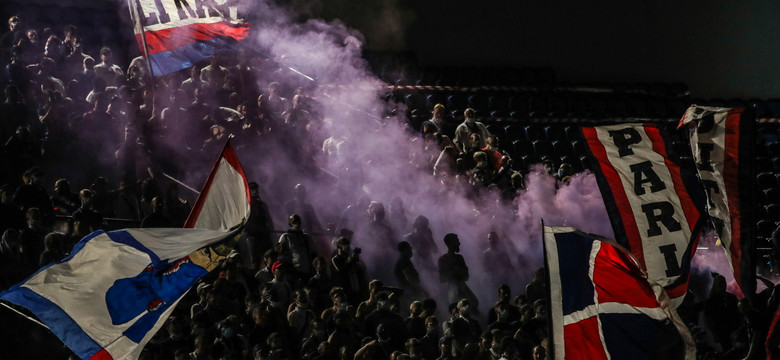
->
xmin=0 ymin=142 xmax=250 ymax=360
xmin=582 ymin=123 xmax=704 ymax=305
xmin=544 ymin=226 xmax=695 ymax=360
xmin=127 ymin=0 xmax=250 ymax=76
xmin=678 ymin=105 xmax=755 ymax=297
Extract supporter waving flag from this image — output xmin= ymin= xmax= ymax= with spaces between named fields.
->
xmin=544 ymin=225 xmax=695 ymax=360
xmin=582 ymin=123 xmax=704 ymax=306
xmin=678 ymin=105 xmax=756 ymax=297
xmin=0 ymin=142 xmax=250 ymax=360
xmin=127 ymin=0 xmax=250 ymax=76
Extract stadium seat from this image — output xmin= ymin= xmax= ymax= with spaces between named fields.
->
xmin=579 ymin=155 xmax=594 ymax=171
xmin=561 ymin=155 xmax=581 ymax=172
xmin=447 ymin=94 xmax=467 ymax=112
xmin=765 ymin=188 xmax=780 ymax=205
xmin=508 ymin=95 xmax=529 ymax=114
xmin=532 ymin=140 xmax=554 ymax=159
xmin=450 ymin=109 xmax=464 ymax=123
xmin=486 ymin=124 xmax=506 ymax=140
xmin=522 ymin=154 xmax=541 ymax=168
xmin=766 ymin=142 xmax=780 ymax=156
xmin=504 ymin=124 xmax=526 ymax=140
xmin=757 ymin=157 xmax=773 ymax=173
xmin=404 ymin=93 xmax=427 ymax=113
xmin=552 ymin=140 xmax=572 ymax=158
xmin=571 ymin=140 xmax=588 ymax=155
xmin=426 ymin=93 xmax=447 ymax=109
xmin=524 ymin=125 xmax=545 ymax=141
xmin=758 ymin=172 xmax=778 ymax=190
xmin=509 ymin=111 xmax=529 ymax=122
xmin=757 ymin=219 xmax=777 ymax=238
xmin=766 ymin=204 xmax=780 ymax=221
xmin=490 ymin=110 xmax=509 ymax=120
xmin=544 ymin=125 xmax=567 ymax=142
xmin=488 ymin=95 xmax=510 ymax=114
xmin=468 ymin=94 xmax=489 ymax=113
xmin=565 ymin=126 xmax=584 ymax=143
xmin=513 ymin=139 xmax=534 ymax=158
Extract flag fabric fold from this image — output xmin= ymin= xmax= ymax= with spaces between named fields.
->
xmin=544 ymin=225 xmax=696 ymax=360
xmin=0 ymin=142 xmax=250 ymax=360
xmin=581 ymin=123 xmax=704 ymax=305
xmin=678 ymin=105 xmax=755 ymax=296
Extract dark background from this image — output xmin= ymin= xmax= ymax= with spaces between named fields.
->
xmin=2 ymin=0 xmax=780 ymax=98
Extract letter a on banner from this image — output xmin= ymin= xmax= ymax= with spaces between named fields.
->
xmin=582 ymin=123 xmax=704 ymax=305
xmin=678 ymin=105 xmax=755 ymax=298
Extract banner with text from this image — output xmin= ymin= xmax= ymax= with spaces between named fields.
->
xmin=678 ymin=105 xmax=755 ymax=297
xmin=128 ymin=0 xmax=250 ymax=76
xmin=582 ymin=123 xmax=704 ymax=305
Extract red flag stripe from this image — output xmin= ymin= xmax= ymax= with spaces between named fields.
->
xmin=183 ymin=141 xmax=250 ymax=228
xmin=724 ymin=109 xmax=744 ymax=286
xmin=135 ymin=21 xmax=250 ymax=56
xmin=581 ymin=127 xmax=647 ymax=271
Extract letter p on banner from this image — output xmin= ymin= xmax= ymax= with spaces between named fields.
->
xmin=582 ymin=123 xmax=704 ymax=306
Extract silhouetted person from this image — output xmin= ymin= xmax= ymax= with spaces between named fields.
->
xmin=141 ymin=196 xmax=172 ymax=228
xmin=242 ymin=181 xmax=274 ymax=267
xmin=278 ymin=214 xmax=317 ymax=284
xmin=71 ymin=189 xmax=106 ymax=237
xmin=403 ymin=215 xmax=438 ymax=272
xmin=437 ymin=233 xmax=478 ymax=309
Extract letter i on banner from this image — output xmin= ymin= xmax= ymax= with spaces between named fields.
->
xmin=678 ymin=105 xmax=756 ymax=298
xmin=581 ymin=123 xmax=704 ymax=306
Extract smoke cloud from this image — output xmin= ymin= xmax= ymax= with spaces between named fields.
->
xmin=102 ymin=0 xmax=738 ymax=312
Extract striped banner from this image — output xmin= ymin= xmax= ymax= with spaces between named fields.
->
xmin=582 ymin=123 xmax=704 ymax=305
xmin=678 ymin=106 xmax=755 ymax=297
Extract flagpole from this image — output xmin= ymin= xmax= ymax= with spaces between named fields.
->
xmin=162 ymin=172 xmax=201 ymax=195
xmin=540 ymin=219 xmax=555 ymax=360
xmin=0 ymin=300 xmax=50 ymax=330
xmin=127 ymin=0 xmax=155 ymax=79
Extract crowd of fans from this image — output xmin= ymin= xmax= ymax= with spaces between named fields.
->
xmin=0 ymin=12 xmax=777 ymax=360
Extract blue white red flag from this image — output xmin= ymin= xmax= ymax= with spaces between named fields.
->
xmin=544 ymin=226 xmax=695 ymax=360
xmin=0 ymin=142 xmax=250 ymax=359
xmin=582 ymin=123 xmax=704 ymax=305
xmin=127 ymin=0 xmax=250 ymax=76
